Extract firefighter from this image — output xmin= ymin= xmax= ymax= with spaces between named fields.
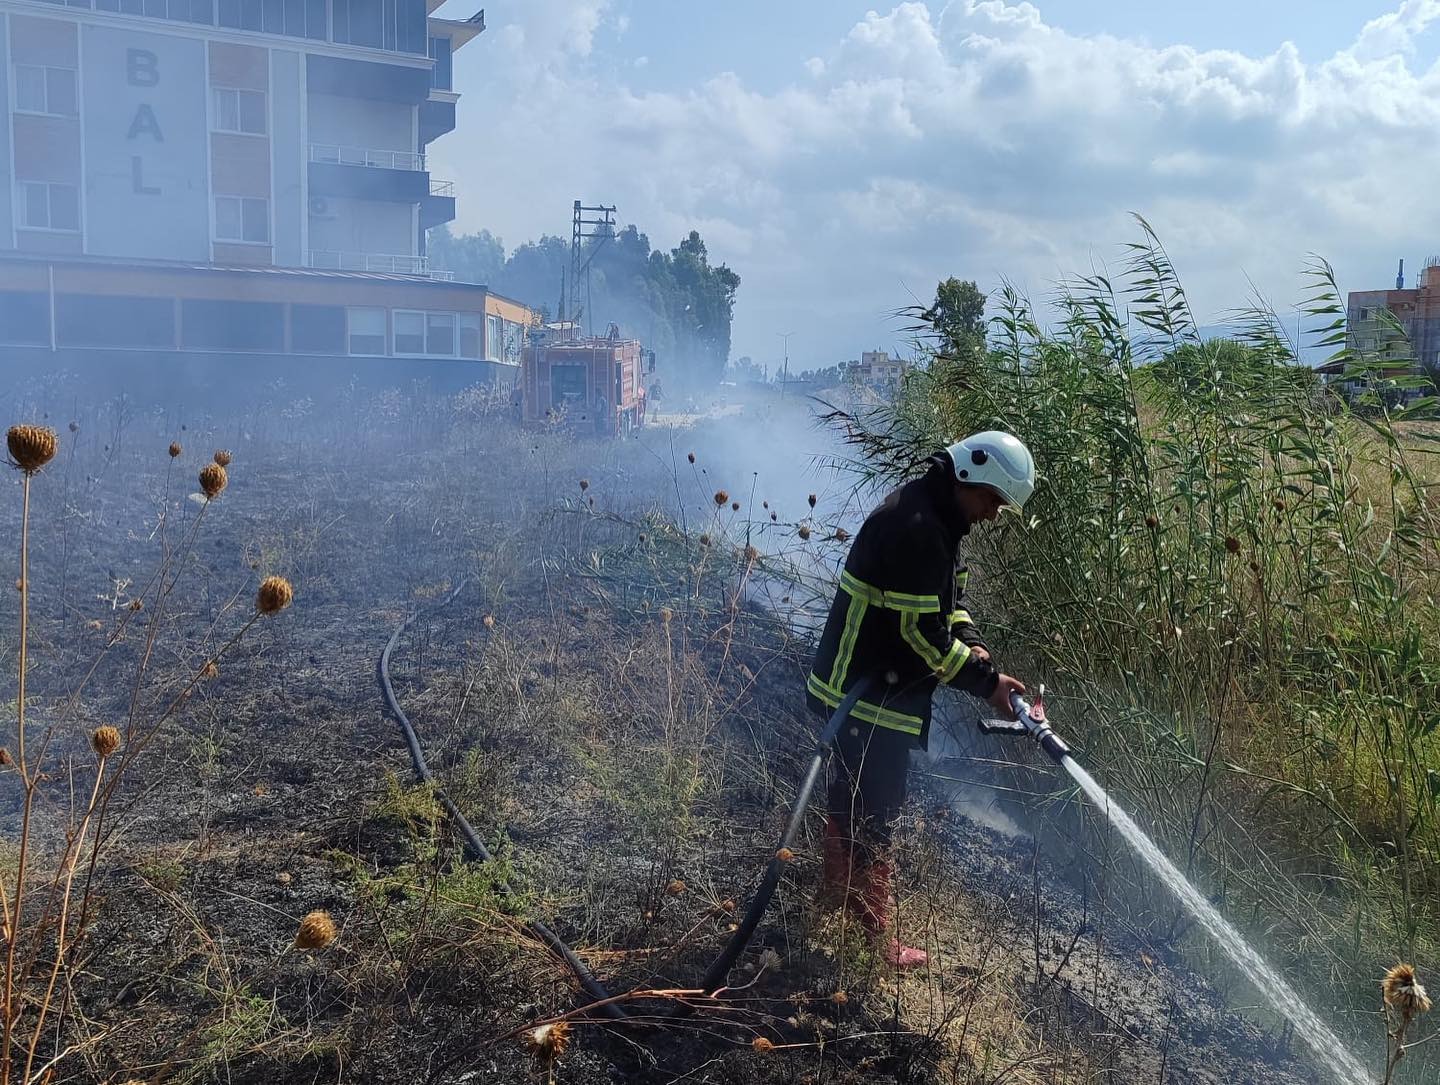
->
xmin=806 ymin=431 xmax=1035 ymax=968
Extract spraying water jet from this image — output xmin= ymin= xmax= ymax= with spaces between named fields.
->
xmin=982 ymin=689 xmax=1371 ymax=1085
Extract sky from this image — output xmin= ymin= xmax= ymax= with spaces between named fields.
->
xmin=428 ymin=0 xmax=1440 ymax=373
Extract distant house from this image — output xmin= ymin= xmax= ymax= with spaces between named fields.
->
xmin=850 ymin=350 xmax=907 ymax=399
xmin=1324 ymin=261 xmax=1440 ymax=402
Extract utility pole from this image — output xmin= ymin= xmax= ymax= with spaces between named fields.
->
xmin=777 ymin=331 xmax=793 ymax=397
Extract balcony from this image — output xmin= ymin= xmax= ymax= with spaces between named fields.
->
xmin=429 ymin=179 xmax=455 ymax=197
xmin=307 ymin=250 xmax=454 ymax=280
xmin=309 ymin=144 xmax=425 ymax=171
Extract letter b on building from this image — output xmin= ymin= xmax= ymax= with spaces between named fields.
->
xmin=126 ymin=49 xmax=159 ymax=87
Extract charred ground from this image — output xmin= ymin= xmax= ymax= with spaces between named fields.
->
xmin=0 ymin=387 xmax=1335 ymax=1083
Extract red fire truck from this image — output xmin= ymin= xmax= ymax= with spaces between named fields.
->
xmin=519 ymin=323 xmax=653 ymax=437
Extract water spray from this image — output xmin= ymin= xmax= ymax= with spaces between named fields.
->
xmin=976 ymin=684 xmax=1370 ymax=1085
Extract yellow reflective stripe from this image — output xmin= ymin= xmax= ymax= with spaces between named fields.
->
xmin=955 ymin=570 xmax=969 ymax=590
xmin=938 ymin=638 xmax=970 ymax=683
xmin=840 ymin=570 xmax=941 ymax=614
xmin=807 ymin=673 xmax=922 ymax=735
xmin=949 ymin=609 xmax=973 ymax=627
xmin=828 ymin=592 xmax=867 ymax=689
xmin=900 ymin=611 xmax=946 ymax=671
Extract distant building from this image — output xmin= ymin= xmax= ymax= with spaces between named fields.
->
xmin=1324 ymin=261 xmax=1440 ymax=401
xmin=0 ymin=0 xmax=533 ymax=391
xmin=850 ymin=349 xmax=906 ymax=399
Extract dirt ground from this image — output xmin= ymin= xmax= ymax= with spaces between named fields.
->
xmin=0 ymin=387 xmax=1349 ymax=1084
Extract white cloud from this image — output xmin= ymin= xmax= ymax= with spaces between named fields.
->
xmin=435 ymin=1 xmax=1440 ymax=368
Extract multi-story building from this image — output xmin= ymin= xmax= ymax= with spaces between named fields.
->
xmin=1322 ymin=261 xmax=1440 ymax=403
xmin=851 ymin=349 xmax=906 ymax=399
xmin=0 ymin=0 xmax=532 ymax=391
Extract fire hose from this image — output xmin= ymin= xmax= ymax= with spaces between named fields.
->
xmin=380 ymin=585 xmax=1067 ymax=1024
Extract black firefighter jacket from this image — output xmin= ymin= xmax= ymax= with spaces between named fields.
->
xmin=806 ymin=461 xmax=999 ymax=749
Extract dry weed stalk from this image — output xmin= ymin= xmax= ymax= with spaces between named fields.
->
xmin=1383 ymin=963 xmax=1432 ymax=1084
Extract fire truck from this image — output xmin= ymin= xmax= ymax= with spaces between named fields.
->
xmin=519 ymin=323 xmax=653 ymax=437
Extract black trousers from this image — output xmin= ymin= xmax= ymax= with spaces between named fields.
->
xmin=826 ymin=720 xmax=914 ymax=855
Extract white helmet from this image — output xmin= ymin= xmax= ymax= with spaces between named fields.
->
xmin=943 ymin=431 xmax=1036 ymax=508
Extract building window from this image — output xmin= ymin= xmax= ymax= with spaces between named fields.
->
xmin=181 ymin=299 xmax=283 ymax=351
xmin=0 ymin=292 xmax=51 ymax=346
xmin=333 ymin=0 xmax=425 ymax=52
xmin=348 ymin=307 xmax=386 ymax=355
xmin=214 ymin=196 xmax=269 ymax=243
xmin=20 ymin=182 xmax=80 ymax=232
xmin=427 ymin=312 xmax=455 ymax=355
xmin=1357 ymin=307 xmax=1371 ymax=321
xmin=459 ymin=313 xmax=481 ymax=358
xmin=393 ymin=310 xmax=426 ymax=354
xmin=15 ymin=65 xmax=78 ymax=117
xmin=57 ymin=295 xmax=175 ymax=349
xmin=291 ymin=304 xmax=347 ymax=353
xmin=428 ymin=35 xmax=452 ymax=90
xmin=485 ymin=315 xmax=501 ymax=361
xmin=212 ymin=87 xmax=267 ymax=135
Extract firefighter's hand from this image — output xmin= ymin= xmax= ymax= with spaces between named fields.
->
xmin=988 ymin=674 xmax=1027 ymax=719
xmin=969 ymin=645 xmax=990 ymax=662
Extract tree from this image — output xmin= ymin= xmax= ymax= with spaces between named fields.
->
xmin=923 ymin=277 xmax=987 ymax=360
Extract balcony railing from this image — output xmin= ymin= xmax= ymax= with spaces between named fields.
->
xmin=429 ymin=179 xmax=455 ymax=198
xmin=309 ymin=144 xmax=425 ymax=171
xmin=308 ymin=250 xmax=452 ymax=279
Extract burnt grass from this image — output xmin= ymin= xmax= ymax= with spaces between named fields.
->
xmin=0 ymin=391 xmax=1335 ymax=1084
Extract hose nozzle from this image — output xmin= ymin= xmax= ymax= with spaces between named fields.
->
xmin=1009 ymin=689 xmax=1071 ymax=763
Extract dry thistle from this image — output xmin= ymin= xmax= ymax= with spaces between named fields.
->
xmin=833 ymin=528 xmax=849 ymax=542
xmin=1223 ymin=536 xmax=1241 ymax=554
xmin=0 ymin=748 xmax=12 ymax=766
xmin=213 ymin=449 xmax=233 ymax=466
xmin=807 ymin=493 xmax=817 ymax=508
xmin=770 ymin=511 xmax=777 ymax=522
xmin=1144 ymin=514 xmax=1159 ymax=529
xmin=202 ymin=661 xmax=219 ymax=680
xmin=1383 ymin=964 xmax=1432 ymax=1018
xmin=687 ymin=452 xmax=696 ymax=464
xmin=776 ymin=847 xmax=795 ymax=863
xmin=699 ymin=533 xmax=711 ymax=546
xmin=751 ymin=1036 xmax=775 ymax=1053
xmin=294 ymin=909 xmax=337 ymax=950
xmin=8 ymin=424 xmax=57 ymax=473
xmin=168 ymin=441 xmax=182 ymax=458
xmin=831 ymin=990 xmax=849 ymax=1005
xmin=762 ymin=500 xmax=769 ymax=509
xmin=91 ymin=726 xmax=121 ymax=757
xmin=68 ymin=421 xmax=79 ymax=433
xmin=714 ymin=490 xmax=729 ymax=505
xmin=731 ymin=501 xmax=740 ymax=511
xmin=665 ymin=879 xmax=686 ymax=897
xmin=128 ymin=598 xmax=143 ymax=612
xmin=797 ymin=526 xmax=811 ymax=541
xmin=524 ymin=1020 xmax=571 ymax=1061
xmin=744 ymin=545 xmax=760 ymax=563
xmin=579 ymin=478 xmax=589 ymax=491
xmin=256 ymin=575 xmax=294 ymax=615
xmin=719 ymin=898 xmax=736 ymax=913
xmin=660 ymin=607 xmax=674 ymax=624
xmin=483 ymin=614 xmax=496 ymax=629
xmin=198 ymin=462 xmax=227 ymax=499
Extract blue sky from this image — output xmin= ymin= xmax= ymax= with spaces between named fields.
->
xmin=431 ymin=1 xmax=1440 ymax=371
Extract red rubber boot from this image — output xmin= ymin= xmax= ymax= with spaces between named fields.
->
xmin=855 ymin=859 xmax=929 ymax=969
xmin=817 ymin=816 xmax=852 ymax=910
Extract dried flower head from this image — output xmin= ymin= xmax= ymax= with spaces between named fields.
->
xmin=294 ymin=909 xmax=337 ymax=951
xmin=256 ymin=575 xmax=294 ymax=615
xmin=68 ymin=421 xmax=79 ymax=433
xmin=202 ymin=661 xmax=219 ymax=680
xmin=86 ymin=619 xmax=103 ymax=631
xmin=770 ymin=512 xmax=777 ymax=522
xmin=776 ymin=847 xmax=795 ymax=863
xmin=720 ymin=898 xmax=736 ymax=913
xmin=213 ymin=449 xmax=233 ymax=467
xmin=714 ymin=490 xmax=729 ymax=506
xmin=276 ymin=871 xmax=292 ymax=885
xmin=1144 ymin=514 xmax=1159 ymax=529
xmin=1383 ymin=964 xmax=1432 ymax=1018
xmin=665 ymin=879 xmax=687 ymax=897
xmin=524 ymin=1020 xmax=571 ymax=1061
xmin=483 ymin=614 xmax=496 ymax=629
xmin=0 ymin=748 xmax=12 ymax=766
xmin=807 ymin=493 xmax=817 ymax=508
xmin=744 ymin=545 xmax=760 ymax=563
xmin=687 ymin=452 xmax=696 ymax=464
xmin=762 ymin=500 xmax=769 ymax=509
xmin=91 ymin=726 xmax=121 ymax=757
xmin=797 ymin=526 xmax=811 ymax=541
xmin=8 ymin=424 xmax=57 ymax=473
xmin=1272 ymin=498 xmax=1286 ymax=512
xmin=751 ymin=1036 xmax=775 ymax=1053
xmin=833 ymin=528 xmax=850 ymax=542
xmin=168 ymin=441 xmax=182 ymax=458
xmin=699 ymin=533 xmax=711 ymax=547
xmin=660 ymin=607 xmax=673 ymax=624
xmin=198 ymin=462 xmax=227 ymax=499
xmin=128 ymin=598 xmax=143 ymax=612
xmin=831 ymin=990 xmax=849 ymax=1005
xmin=580 ymin=478 xmax=589 ymax=491
xmin=1224 ymin=536 xmax=1241 ymax=554
xmin=731 ymin=501 xmax=740 ymax=512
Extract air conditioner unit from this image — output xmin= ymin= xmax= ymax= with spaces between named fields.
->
xmin=308 ymin=196 xmax=336 ymax=219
